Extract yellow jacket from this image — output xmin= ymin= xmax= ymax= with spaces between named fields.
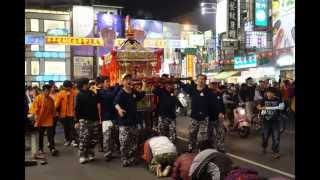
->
xmin=55 ymin=89 xmax=77 ymax=118
xmin=30 ymin=94 xmax=55 ymax=127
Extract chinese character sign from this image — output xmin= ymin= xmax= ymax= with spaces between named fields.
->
xmin=255 ymin=0 xmax=268 ymax=28
xmin=228 ymin=0 xmax=238 ymax=39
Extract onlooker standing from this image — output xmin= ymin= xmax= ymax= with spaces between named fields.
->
xmin=55 ymin=80 xmax=77 ymax=146
xmin=30 ymin=84 xmax=59 ymax=156
xmin=74 ymin=78 xmax=100 ymax=164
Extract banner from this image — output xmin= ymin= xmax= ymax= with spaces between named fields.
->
xmin=45 ymin=36 xmax=103 ymax=46
xmin=25 ymin=35 xmax=44 ymax=45
xmin=272 ymin=0 xmax=295 ymax=49
xmin=73 ymin=56 xmax=94 ymax=79
xmin=234 ymin=54 xmax=257 ymax=69
xmin=130 ymin=19 xmax=163 ymax=39
xmin=228 ymin=0 xmax=238 ymax=39
xmin=216 ymin=0 xmax=228 ymax=34
xmin=163 ymin=22 xmax=181 ymax=39
xmin=72 ymin=6 xmax=94 ymax=37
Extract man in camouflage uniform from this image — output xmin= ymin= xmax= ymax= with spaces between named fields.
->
xmin=114 ymin=74 xmax=146 ymax=167
xmin=74 ymin=78 xmax=100 ymax=164
xmin=152 ymin=81 xmax=183 ymax=143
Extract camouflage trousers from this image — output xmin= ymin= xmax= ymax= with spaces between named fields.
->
xmin=188 ymin=118 xmax=210 ymax=152
xmin=119 ymin=126 xmax=138 ymax=162
xmin=102 ymin=120 xmax=118 ymax=158
xmin=208 ymin=120 xmax=226 ymax=151
xmin=148 ymin=153 xmax=177 ymax=174
xmin=158 ymin=117 xmax=176 ymax=143
xmin=78 ymin=119 xmax=99 ymax=157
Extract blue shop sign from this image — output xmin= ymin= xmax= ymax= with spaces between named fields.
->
xmin=35 ymin=75 xmax=67 ymax=82
xmin=46 ymin=28 xmax=69 ymax=36
xmin=25 ymin=35 xmax=44 ymax=45
xmin=234 ymin=54 xmax=257 ymax=69
xmin=33 ymin=51 xmax=65 ymax=58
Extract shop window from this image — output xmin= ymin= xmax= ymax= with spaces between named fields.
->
xmin=44 ymin=20 xmax=65 ymax=33
xmin=31 ymin=61 xmax=39 ymax=75
xmin=45 ymin=61 xmax=65 ymax=75
xmin=30 ymin=19 xmax=39 ymax=32
xmin=31 ymin=45 xmax=39 ymax=51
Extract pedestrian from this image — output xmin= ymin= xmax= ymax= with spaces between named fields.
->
xmin=95 ymin=76 xmax=105 ymax=152
xmin=114 ymin=74 xmax=146 ymax=167
xmin=208 ymin=82 xmax=226 ymax=153
xmin=188 ymin=140 xmax=233 ymax=180
xmin=143 ymin=136 xmax=178 ymax=177
xmin=48 ymin=83 xmax=60 ymax=149
xmin=152 ymin=81 xmax=184 ymax=143
xmin=239 ymin=77 xmax=256 ymax=122
xmin=55 ymin=80 xmax=77 ymax=147
xmin=29 ymin=84 xmax=59 ymax=156
xmin=98 ymin=76 xmax=121 ymax=161
xmin=179 ymin=74 xmax=220 ymax=152
xmin=257 ymin=88 xmax=284 ymax=159
xmin=74 ymin=78 xmax=100 ymax=164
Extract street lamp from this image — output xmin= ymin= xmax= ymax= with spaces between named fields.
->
xmin=200 ymin=2 xmax=217 ymax=15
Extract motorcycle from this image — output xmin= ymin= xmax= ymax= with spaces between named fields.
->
xmin=231 ymin=103 xmax=251 ymax=138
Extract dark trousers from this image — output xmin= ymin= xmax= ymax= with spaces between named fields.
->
xmin=38 ymin=127 xmax=54 ymax=151
xmin=98 ymin=124 xmax=103 ymax=150
xmin=262 ymin=118 xmax=280 ymax=153
xmin=52 ymin=117 xmax=59 ymax=143
xmin=61 ymin=117 xmax=74 ymax=142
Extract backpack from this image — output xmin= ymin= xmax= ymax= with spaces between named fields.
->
xmin=225 ymin=167 xmax=261 ymax=180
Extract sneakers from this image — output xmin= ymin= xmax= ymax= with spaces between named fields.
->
xmin=50 ymin=149 xmax=59 ymax=156
xmin=122 ymin=160 xmax=130 ymax=167
xmin=272 ymin=153 xmax=280 ymax=159
xmin=64 ymin=141 xmax=71 ymax=146
xmin=38 ymin=150 xmax=45 ymax=154
xmin=88 ymin=154 xmax=95 ymax=162
xmin=79 ymin=157 xmax=88 ymax=164
xmin=71 ymin=140 xmax=78 ymax=147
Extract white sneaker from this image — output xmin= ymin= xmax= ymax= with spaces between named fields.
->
xmin=88 ymin=155 xmax=95 ymax=162
xmin=79 ymin=157 xmax=87 ymax=164
xmin=71 ymin=140 xmax=78 ymax=147
xmin=64 ymin=141 xmax=71 ymax=146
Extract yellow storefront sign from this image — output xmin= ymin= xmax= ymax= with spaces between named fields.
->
xmin=45 ymin=36 xmax=104 ymax=46
xmin=187 ymin=55 xmax=194 ymax=77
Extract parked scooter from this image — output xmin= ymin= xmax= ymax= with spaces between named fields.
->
xmin=231 ymin=103 xmax=251 ymax=138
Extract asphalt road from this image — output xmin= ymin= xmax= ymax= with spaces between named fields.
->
xmin=25 ymin=115 xmax=295 ymax=180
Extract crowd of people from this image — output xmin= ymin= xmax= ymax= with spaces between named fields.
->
xmin=25 ymin=74 xmax=294 ymax=179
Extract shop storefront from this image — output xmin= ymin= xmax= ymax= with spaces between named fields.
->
xmin=25 ymin=9 xmax=71 ymax=87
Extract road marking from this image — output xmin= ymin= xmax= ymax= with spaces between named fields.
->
xmin=177 ymin=136 xmax=295 ymax=179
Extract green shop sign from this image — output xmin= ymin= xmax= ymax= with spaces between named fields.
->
xmin=183 ymin=48 xmax=197 ymax=55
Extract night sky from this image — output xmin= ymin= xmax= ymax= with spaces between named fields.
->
xmin=26 ymin=0 xmax=215 ymax=31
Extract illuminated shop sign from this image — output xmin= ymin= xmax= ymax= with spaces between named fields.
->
xmin=167 ymin=40 xmax=188 ymax=48
xmin=255 ymin=0 xmax=269 ymax=29
xmin=45 ymin=36 xmax=103 ymax=46
xmin=114 ymin=38 xmax=166 ymax=48
xmin=25 ymin=35 xmax=44 ymax=45
xmin=33 ymin=51 xmax=66 ymax=58
xmin=35 ymin=75 xmax=68 ymax=82
xmin=46 ymin=28 xmax=69 ymax=36
xmin=234 ymin=54 xmax=257 ymax=69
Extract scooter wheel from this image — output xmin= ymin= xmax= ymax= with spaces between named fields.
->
xmin=239 ymin=126 xmax=250 ymax=138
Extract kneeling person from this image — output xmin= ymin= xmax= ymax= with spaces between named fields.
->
xmin=143 ymin=136 xmax=178 ymax=177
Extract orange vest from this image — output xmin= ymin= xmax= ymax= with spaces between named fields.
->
xmin=30 ymin=94 xmax=55 ymax=127
xmin=55 ymin=90 xmax=77 ymax=118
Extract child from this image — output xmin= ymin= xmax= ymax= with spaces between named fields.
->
xmin=30 ymin=84 xmax=59 ymax=156
xmin=257 ymin=88 xmax=284 ymax=159
xmin=74 ymin=78 xmax=100 ymax=164
xmin=114 ymin=74 xmax=146 ymax=167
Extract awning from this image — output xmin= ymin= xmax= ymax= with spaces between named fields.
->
xmin=213 ymin=71 xmax=240 ymax=80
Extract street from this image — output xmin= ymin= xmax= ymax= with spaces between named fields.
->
xmin=26 ymin=115 xmax=295 ymax=180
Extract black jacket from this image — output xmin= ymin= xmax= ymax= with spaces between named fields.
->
xmin=152 ymin=86 xmax=183 ymax=119
xmin=239 ymin=86 xmax=256 ymax=102
xmin=75 ymin=89 xmax=100 ymax=122
xmin=113 ymin=88 xmax=145 ymax=126
xmin=98 ymin=86 xmax=121 ymax=122
xmin=179 ymin=82 xmax=213 ymax=121
xmin=209 ymin=92 xmax=225 ymax=121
